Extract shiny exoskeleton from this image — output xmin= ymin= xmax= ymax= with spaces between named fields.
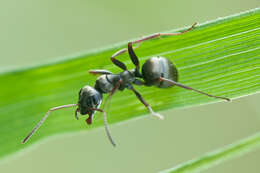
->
xmin=22 ymin=22 xmax=231 ymax=147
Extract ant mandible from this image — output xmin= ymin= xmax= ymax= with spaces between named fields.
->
xmin=22 ymin=22 xmax=231 ymax=146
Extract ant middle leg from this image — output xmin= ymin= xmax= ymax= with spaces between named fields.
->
xmin=111 ymin=49 xmax=128 ymax=70
xmin=110 ymin=44 xmax=141 ymax=71
xmin=130 ymin=86 xmax=164 ymax=119
xmin=89 ymin=69 xmax=113 ymax=75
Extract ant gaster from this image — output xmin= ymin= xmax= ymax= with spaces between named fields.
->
xmin=22 ymin=23 xmax=231 ymax=146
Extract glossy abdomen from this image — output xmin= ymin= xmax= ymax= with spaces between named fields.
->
xmin=142 ymin=56 xmax=178 ymax=88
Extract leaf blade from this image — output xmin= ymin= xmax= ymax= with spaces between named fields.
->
xmin=0 ymin=8 xmax=259 ymax=159
xmin=160 ymin=132 xmax=260 ymax=173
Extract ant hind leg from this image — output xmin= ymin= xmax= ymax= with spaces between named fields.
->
xmin=159 ymin=77 xmax=231 ymax=101
xmin=131 ymin=22 xmax=197 ymax=44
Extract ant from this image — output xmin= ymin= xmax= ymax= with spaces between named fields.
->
xmin=22 ymin=22 xmax=231 ymax=147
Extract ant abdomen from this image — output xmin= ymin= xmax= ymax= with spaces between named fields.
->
xmin=142 ymin=56 xmax=178 ymax=88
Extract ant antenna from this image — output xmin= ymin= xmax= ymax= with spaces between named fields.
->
xmin=90 ymin=108 xmax=116 ymax=147
xmin=159 ymin=77 xmax=231 ymax=101
xmin=22 ymin=104 xmax=78 ymax=144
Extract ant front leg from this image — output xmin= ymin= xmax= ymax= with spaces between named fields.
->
xmin=75 ymin=107 xmax=80 ymax=120
xmin=103 ymin=79 xmax=123 ymax=113
xmin=90 ymin=108 xmax=116 ymax=147
xmin=94 ymin=80 xmax=123 ymax=146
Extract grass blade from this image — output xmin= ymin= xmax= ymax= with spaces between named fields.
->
xmin=160 ymin=132 xmax=260 ymax=173
xmin=0 ymin=8 xmax=259 ymax=159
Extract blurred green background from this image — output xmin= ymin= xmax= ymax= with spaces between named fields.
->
xmin=0 ymin=0 xmax=259 ymax=172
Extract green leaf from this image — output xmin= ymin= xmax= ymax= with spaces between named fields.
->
xmin=0 ymin=8 xmax=259 ymax=160
xmin=160 ymin=132 xmax=260 ymax=173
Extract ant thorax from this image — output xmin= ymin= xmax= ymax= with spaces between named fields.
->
xmin=119 ymin=70 xmax=136 ymax=89
xmin=94 ymin=74 xmax=121 ymax=93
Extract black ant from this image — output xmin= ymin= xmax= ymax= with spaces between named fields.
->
xmin=22 ymin=23 xmax=231 ymax=146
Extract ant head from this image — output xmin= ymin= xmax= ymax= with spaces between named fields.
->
xmin=78 ymin=86 xmax=102 ymax=122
